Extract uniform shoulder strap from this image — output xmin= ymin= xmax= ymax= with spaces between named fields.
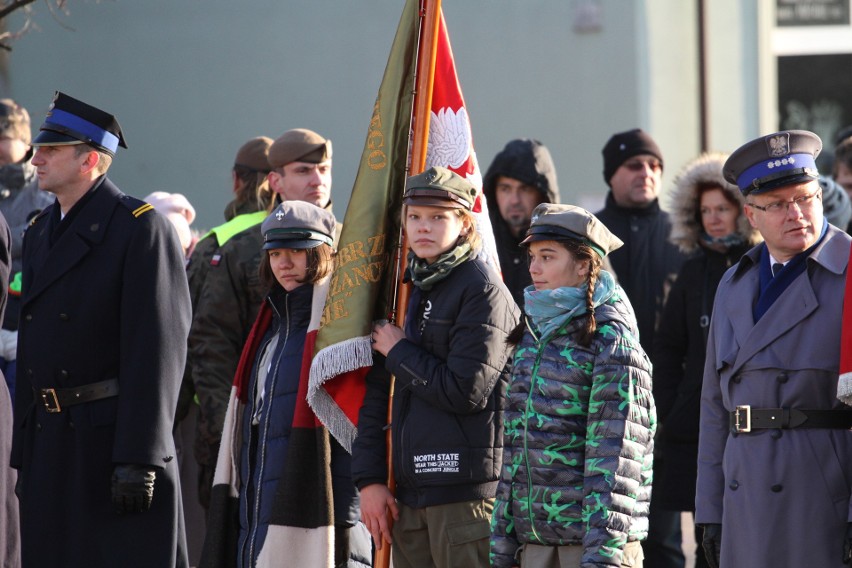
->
xmin=119 ymin=194 xmax=155 ymax=218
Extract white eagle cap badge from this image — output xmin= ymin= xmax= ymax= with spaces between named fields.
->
xmin=766 ymin=133 xmax=791 ymax=158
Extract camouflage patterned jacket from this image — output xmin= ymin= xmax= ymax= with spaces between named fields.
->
xmin=490 ymin=290 xmax=655 ymax=568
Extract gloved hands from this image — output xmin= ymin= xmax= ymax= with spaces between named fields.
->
xmin=111 ymin=464 xmax=156 ymax=514
xmin=843 ymin=522 xmax=852 ymax=564
xmin=701 ymin=523 xmax=722 ymax=568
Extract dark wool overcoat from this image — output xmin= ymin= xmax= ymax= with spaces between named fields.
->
xmin=10 ymin=178 xmax=191 ymax=568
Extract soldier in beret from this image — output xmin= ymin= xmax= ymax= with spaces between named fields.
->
xmin=695 ymin=130 xmax=852 ymax=567
xmin=189 ymin=129 xmax=341 ymax=513
xmin=10 ymin=92 xmax=191 ymax=567
xmin=182 ymin=136 xmax=274 ymax=510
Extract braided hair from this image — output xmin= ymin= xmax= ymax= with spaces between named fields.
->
xmin=507 ymin=238 xmax=603 ymax=347
xmin=559 ymin=238 xmax=602 ymax=346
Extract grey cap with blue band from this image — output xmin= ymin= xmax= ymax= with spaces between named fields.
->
xmin=723 ymin=130 xmax=822 ymax=196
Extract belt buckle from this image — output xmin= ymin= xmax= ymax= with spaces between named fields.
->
xmin=734 ymin=405 xmax=751 ymax=433
xmin=40 ymin=388 xmax=61 ymax=413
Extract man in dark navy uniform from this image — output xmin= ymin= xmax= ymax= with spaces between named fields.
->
xmin=10 ymin=92 xmax=191 ymax=567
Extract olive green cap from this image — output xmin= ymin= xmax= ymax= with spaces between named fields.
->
xmin=403 ymin=166 xmax=477 ymax=210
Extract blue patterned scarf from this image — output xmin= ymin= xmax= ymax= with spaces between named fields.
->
xmin=524 ymin=269 xmax=617 ymax=341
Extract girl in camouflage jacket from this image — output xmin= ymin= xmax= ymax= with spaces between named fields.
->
xmin=490 ymin=203 xmax=656 ymax=568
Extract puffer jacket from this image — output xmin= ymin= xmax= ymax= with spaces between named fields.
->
xmin=237 ymin=284 xmax=367 ymax=568
xmin=483 ymin=139 xmax=560 ymax=307
xmin=238 ymin=284 xmax=312 ymax=566
xmin=491 ymin=288 xmax=655 ymax=568
xmin=352 ymin=256 xmax=519 ymax=509
xmin=652 ymin=152 xmax=761 ymax=511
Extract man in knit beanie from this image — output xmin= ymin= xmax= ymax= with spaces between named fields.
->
xmin=594 ymin=128 xmax=687 ymax=568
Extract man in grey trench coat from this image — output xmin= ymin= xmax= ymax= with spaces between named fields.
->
xmin=696 ymin=129 xmax=852 ymax=567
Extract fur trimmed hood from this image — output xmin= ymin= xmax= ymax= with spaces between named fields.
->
xmin=665 ymin=152 xmax=761 ymax=254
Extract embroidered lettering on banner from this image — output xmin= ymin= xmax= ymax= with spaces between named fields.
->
xmin=412 ymin=452 xmax=460 ymax=474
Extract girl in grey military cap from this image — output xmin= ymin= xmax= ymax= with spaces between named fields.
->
xmin=353 ymin=166 xmax=519 ymax=566
xmin=203 ymin=201 xmax=371 ymax=567
xmin=491 ymin=202 xmax=656 ymax=568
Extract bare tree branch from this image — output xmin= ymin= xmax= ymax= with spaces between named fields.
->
xmin=0 ymin=0 xmax=38 ymax=21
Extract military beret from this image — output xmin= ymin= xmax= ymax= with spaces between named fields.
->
xmin=234 ymin=136 xmax=273 ymax=172
xmin=723 ymin=130 xmax=821 ymax=196
xmin=403 ymin=166 xmax=477 ymax=210
xmin=521 ymin=202 xmax=623 ymax=258
xmin=261 ymin=200 xmax=335 ymax=250
xmin=0 ymin=99 xmax=30 ymax=145
xmin=602 ymin=128 xmax=663 ymax=183
xmin=268 ymin=128 xmax=332 ymax=169
xmin=32 ymin=91 xmax=127 ymax=156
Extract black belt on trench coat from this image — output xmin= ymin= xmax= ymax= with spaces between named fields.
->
xmin=730 ymin=405 xmax=852 ymax=433
xmin=35 ymin=378 xmax=119 ymax=413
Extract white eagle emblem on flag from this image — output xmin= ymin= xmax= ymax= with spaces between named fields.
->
xmin=426 ymin=107 xmax=472 ymax=169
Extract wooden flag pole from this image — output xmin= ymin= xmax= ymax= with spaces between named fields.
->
xmin=375 ymin=2 xmax=441 ymax=568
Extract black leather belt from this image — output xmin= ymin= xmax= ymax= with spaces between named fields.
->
xmin=36 ymin=378 xmax=119 ymax=413
xmin=730 ymin=405 xmax=852 ymax=433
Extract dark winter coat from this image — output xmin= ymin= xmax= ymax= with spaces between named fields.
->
xmin=352 ymin=257 xmax=519 ymax=509
xmin=652 ymin=153 xmax=760 ymax=511
xmin=11 ymin=178 xmax=191 ymax=568
xmin=595 ymin=194 xmax=687 ymax=357
xmin=483 ymin=139 xmax=560 ymax=308
xmin=491 ymin=288 xmax=655 ymax=568
xmin=696 ymin=223 xmax=852 ymax=566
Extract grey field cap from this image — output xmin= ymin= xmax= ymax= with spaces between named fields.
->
xmin=261 ymin=200 xmax=336 ymax=250
xmin=723 ymin=130 xmax=822 ymax=196
xmin=403 ymin=166 xmax=477 ymax=210
xmin=268 ymin=128 xmax=332 ymax=168
xmin=521 ymin=202 xmax=623 ymax=258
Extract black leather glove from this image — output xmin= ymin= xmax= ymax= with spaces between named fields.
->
xmin=844 ymin=522 xmax=852 ymax=564
xmin=701 ymin=523 xmax=722 ymax=568
xmin=111 ymin=464 xmax=156 ymax=514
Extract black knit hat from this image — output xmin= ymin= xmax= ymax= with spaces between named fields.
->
xmin=602 ymin=128 xmax=663 ymax=184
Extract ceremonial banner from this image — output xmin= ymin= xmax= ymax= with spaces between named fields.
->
xmin=307 ymin=0 xmax=419 ymax=452
xmin=308 ymin=0 xmax=500 ymax=453
xmin=424 ymin=15 xmax=500 ymax=271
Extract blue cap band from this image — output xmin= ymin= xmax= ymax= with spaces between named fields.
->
xmin=736 ymin=152 xmax=817 ymax=192
xmin=42 ymin=108 xmax=120 ymax=154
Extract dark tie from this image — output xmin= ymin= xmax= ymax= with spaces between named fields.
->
xmin=772 ymin=262 xmax=784 ymax=278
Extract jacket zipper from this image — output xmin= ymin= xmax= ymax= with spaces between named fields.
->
xmin=245 ymin=295 xmax=290 ymax=566
xmin=522 ymin=319 xmax=545 ymax=542
xmin=237 ymin=324 xmax=276 ymax=566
